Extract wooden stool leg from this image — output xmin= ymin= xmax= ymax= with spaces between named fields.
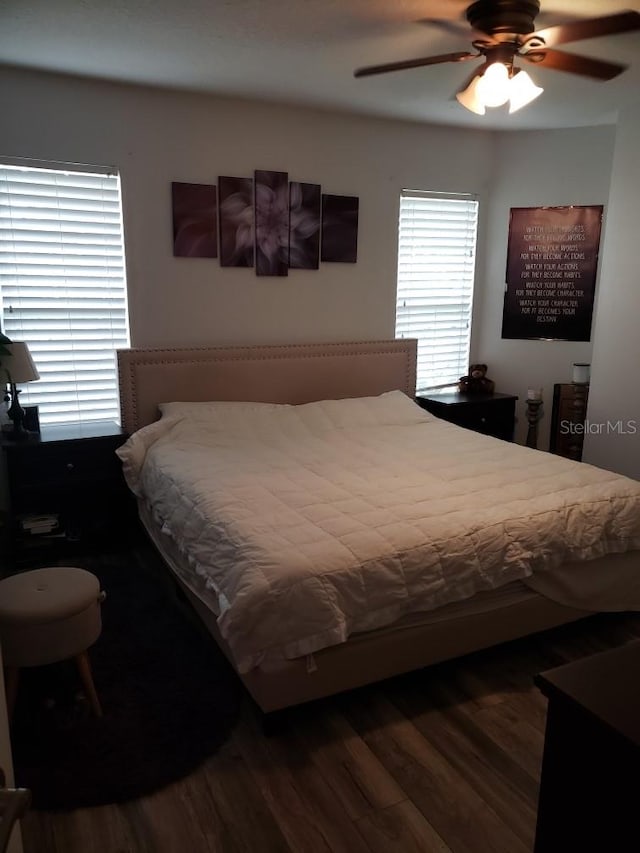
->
xmin=75 ymin=651 xmax=103 ymax=718
xmin=4 ymin=667 xmax=19 ymax=723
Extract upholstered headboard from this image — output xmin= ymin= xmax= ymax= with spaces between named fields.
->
xmin=117 ymin=339 xmax=417 ymax=434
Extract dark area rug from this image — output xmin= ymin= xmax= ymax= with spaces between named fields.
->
xmin=10 ymin=544 xmax=242 ymax=810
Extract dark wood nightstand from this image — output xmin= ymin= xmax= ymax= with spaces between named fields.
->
xmin=534 ymin=641 xmax=640 ymax=852
xmin=415 ymin=391 xmax=518 ymax=441
xmin=1 ymin=420 xmax=136 ymax=568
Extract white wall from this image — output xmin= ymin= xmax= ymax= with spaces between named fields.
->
xmin=583 ymin=104 xmax=640 ymax=479
xmin=474 ymin=126 xmax=616 ymax=447
xmin=0 ymin=66 xmax=621 ymax=456
xmin=1 ymin=66 xmax=496 ymax=349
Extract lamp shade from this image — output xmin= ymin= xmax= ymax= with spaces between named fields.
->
xmin=455 ymin=75 xmax=486 ymax=115
xmin=1 ymin=342 xmax=40 ymax=384
xmin=508 ymin=69 xmax=544 ymax=113
xmin=476 ymin=62 xmax=511 ymax=107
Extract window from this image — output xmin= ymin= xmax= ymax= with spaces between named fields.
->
xmin=0 ymin=162 xmax=129 ymax=425
xmin=395 ymin=191 xmax=479 ymax=392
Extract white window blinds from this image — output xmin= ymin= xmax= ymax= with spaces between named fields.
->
xmin=0 ymin=163 xmax=129 ymax=425
xmin=396 ymin=191 xmax=479 ymax=391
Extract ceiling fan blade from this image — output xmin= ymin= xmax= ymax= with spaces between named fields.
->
xmin=522 ymin=48 xmax=628 ymax=81
xmin=417 ymin=18 xmax=489 ymax=41
xmin=528 ymin=11 xmax=640 ymax=49
xmin=354 ymin=51 xmax=477 ymax=78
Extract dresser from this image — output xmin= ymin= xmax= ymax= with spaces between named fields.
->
xmin=549 ymin=383 xmax=590 ymax=461
xmin=535 ymin=642 xmax=640 ymax=852
xmin=415 ymin=391 xmax=518 ymax=441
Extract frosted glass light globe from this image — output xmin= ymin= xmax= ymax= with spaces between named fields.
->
xmin=509 ymin=69 xmax=544 ymax=113
xmin=477 ymin=62 xmax=510 ymax=107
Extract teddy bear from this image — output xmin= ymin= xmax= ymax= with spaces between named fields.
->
xmin=458 ymin=364 xmax=495 ymax=395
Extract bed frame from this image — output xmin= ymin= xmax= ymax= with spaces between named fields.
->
xmin=117 ymin=339 xmax=592 ymax=712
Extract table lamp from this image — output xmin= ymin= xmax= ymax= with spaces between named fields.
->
xmin=1 ymin=342 xmax=40 ymax=438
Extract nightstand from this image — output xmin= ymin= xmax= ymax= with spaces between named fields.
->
xmin=1 ymin=420 xmax=136 ymax=567
xmin=416 ymin=391 xmax=518 ymax=441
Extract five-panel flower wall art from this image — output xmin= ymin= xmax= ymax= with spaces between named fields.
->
xmin=172 ymin=170 xmax=359 ymax=275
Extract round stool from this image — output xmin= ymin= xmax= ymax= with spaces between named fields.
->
xmin=0 ymin=567 xmax=105 ymax=720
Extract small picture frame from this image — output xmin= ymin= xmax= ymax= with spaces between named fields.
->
xmin=24 ymin=405 xmax=40 ymax=433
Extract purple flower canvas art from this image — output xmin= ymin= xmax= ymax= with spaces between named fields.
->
xmin=289 ymin=182 xmax=321 ymax=270
xmin=218 ymin=176 xmax=254 ymax=267
xmin=172 ymin=182 xmax=218 ymax=258
xmin=321 ymin=194 xmax=359 ymax=263
xmin=255 ymin=170 xmax=289 ymax=277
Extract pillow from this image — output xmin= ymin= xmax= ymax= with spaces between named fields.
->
xmin=291 ymin=390 xmax=434 ymax=428
xmin=159 ymin=390 xmax=434 ymax=430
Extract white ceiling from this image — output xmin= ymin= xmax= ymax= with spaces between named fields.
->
xmin=1 ymin=0 xmax=639 ymax=131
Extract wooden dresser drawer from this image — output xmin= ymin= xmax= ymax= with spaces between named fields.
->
xmin=7 ymin=438 xmax=123 ymax=490
xmin=450 ymin=400 xmax=513 ymax=437
xmin=550 ymin=383 xmax=590 ymax=461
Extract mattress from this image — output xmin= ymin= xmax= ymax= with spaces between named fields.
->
xmin=117 ymin=391 xmax=640 ymax=672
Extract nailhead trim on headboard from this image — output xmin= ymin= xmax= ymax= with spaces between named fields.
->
xmin=117 ymin=339 xmax=417 ymax=434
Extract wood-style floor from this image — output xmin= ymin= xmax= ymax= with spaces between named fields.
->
xmin=20 ymin=545 xmax=640 ymax=853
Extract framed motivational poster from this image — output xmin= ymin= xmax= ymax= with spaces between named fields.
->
xmin=502 ymin=205 xmax=603 ymax=341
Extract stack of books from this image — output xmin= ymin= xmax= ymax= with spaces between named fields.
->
xmin=20 ymin=514 xmax=60 ymax=536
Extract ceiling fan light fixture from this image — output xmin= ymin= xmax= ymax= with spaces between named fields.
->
xmin=508 ymin=68 xmax=544 ymax=113
xmin=456 ymin=63 xmax=544 ymax=116
xmin=455 ymin=75 xmax=486 ymax=115
xmin=476 ymin=61 xmax=511 ymax=107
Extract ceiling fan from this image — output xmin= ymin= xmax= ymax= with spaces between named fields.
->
xmin=354 ymin=1 xmax=640 ymax=114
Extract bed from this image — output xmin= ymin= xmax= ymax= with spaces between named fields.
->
xmin=116 ymin=339 xmax=640 ymax=712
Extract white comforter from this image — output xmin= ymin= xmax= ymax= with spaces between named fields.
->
xmin=117 ymin=391 xmax=640 ymax=672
